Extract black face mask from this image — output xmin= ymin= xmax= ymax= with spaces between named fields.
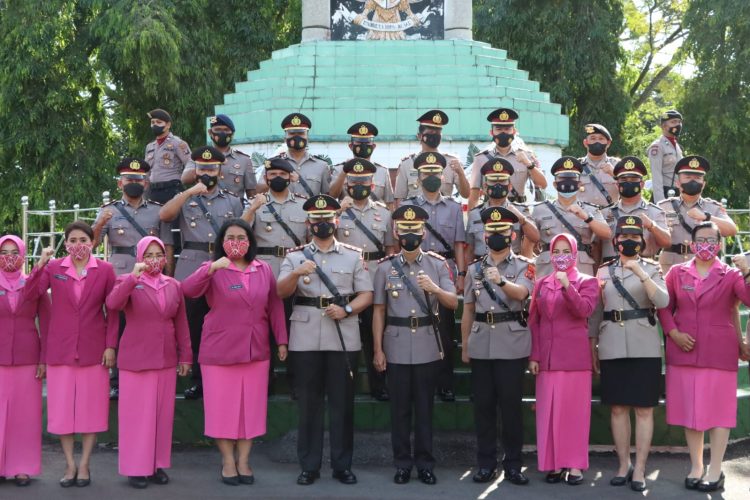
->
xmin=311 ymin=221 xmax=335 ymax=239
xmin=198 ymin=174 xmax=218 ymax=189
xmin=347 ymin=184 xmax=370 ymax=200
xmin=487 ymin=183 xmax=509 ymax=199
xmin=486 ymin=233 xmax=512 ymax=252
xmin=399 ymin=233 xmax=423 ymax=252
xmin=421 ymin=133 xmax=441 ymax=149
xmin=286 ymin=135 xmax=307 ymax=151
xmin=422 ymin=175 xmax=442 ymax=193
xmin=618 ymin=181 xmax=641 ymax=198
xmin=268 ymin=176 xmax=290 ymax=193
xmin=212 ymin=131 xmax=233 ymax=147
xmin=681 ymin=180 xmax=703 ymax=196
xmin=555 ymin=180 xmax=579 ymax=194
xmin=352 ymin=143 xmax=373 ymax=158
xmin=617 ymin=238 xmax=642 ymax=257
xmin=587 ymin=142 xmax=607 ymax=156
xmin=668 ymin=124 xmax=682 ymax=136
xmin=123 ymin=183 xmax=145 ymax=198
xmin=151 ymin=124 xmax=165 ymax=136
xmin=493 ymin=132 xmax=514 ymax=148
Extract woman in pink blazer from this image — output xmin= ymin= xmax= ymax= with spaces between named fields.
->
xmin=658 ymin=221 xmax=750 ymax=492
xmin=27 ymin=221 xmax=118 ymax=488
xmin=528 ymin=233 xmax=599 ymax=485
xmin=182 ymin=219 xmax=287 ymax=486
xmin=0 ymin=235 xmax=46 ymax=486
xmin=106 ymin=236 xmax=192 ymax=489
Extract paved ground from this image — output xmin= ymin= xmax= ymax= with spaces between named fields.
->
xmin=4 ymin=433 xmax=750 ymax=499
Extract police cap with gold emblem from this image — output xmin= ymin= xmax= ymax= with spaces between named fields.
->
xmin=615 ymin=215 xmax=644 ymax=236
xmin=550 ymin=156 xmax=583 ymax=177
xmin=660 ymin=109 xmax=682 ymax=123
xmin=416 ymin=109 xmax=449 ymax=129
xmin=347 ymin=121 xmax=378 ymax=142
xmin=191 ymin=146 xmax=225 ymax=168
xmin=303 ymin=194 xmax=340 ymax=219
xmin=343 ymin=158 xmax=377 ymax=176
xmin=676 ymin=155 xmax=710 ymax=176
xmin=480 ymin=157 xmax=514 ymax=180
xmin=413 ymin=151 xmax=447 ymax=174
xmin=613 ymin=156 xmax=647 ymax=178
xmin=281 ymin=113 xmax=312 ymax=131
xmin=147 ymin=108 xmax=172 ymax=123
xmin=486 ymin=108 xmax=519 ymax=126
xmin=116 ymin=157 xmax=150 ymax=177
xmin=209 ymin=114 xmax=235 ymax=132
xmin=584 ymin=123 xmax=612 ymax=141
xmin=264 ymin=156 xmax=295 ymax=174
xmin=392 ymin=205 xmax=429 ymax=232
xmin=480 ymin=206 xmax=518 ymax=232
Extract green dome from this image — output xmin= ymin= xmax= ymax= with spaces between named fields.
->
xmin=216 ymin=39 xmax=568 ymax=147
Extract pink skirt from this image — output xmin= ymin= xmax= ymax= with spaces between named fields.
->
xmin=0 ymin=365 xmax=42 ymax=476
xmin=202 ymin=361 xmax=270 ymax=440
xmin=535 ymin=370 xmax=591 ymax=471
xmin=118 ymin=368 xmax=177 ymax=476
xmin=46 ymin=364 xmax=109 ymax=435
xmin=666 ymin=365 xmax=737 ymax=431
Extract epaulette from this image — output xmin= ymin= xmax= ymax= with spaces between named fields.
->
xmin=468 ymin=256 xmax=484 ymax=266
xmin=288 ymin=245 xmax=306 ymax=253
xmin=515 ymin=254 xmax=535 ymax=264
xmin=704 ymin=197 xmax=723 ymax=207
xmin=312 ymin=154 xmax=329 ymax=163
xmin=293 ymin=193 xmax=308 ymax=200
xmin=426 ymin=251 xmax=446 ymax=261
xmin=100 ymin=200 xmax=117 ymax=208
xmin=338 ymin=242 xmax=362 ymax=252
xmin=511 ymin=200 xmax=527 ymax=208
xmin=444 ymin=196 xmax=459 ymax=204
xmin=601 ymin=258 xmax=618 ymax=266
xmin=470 ymin=204 xmax=484 ymax=211
xmin=400 ymin=153 xmax=415 ymax=162
xmin=444 ymin=152 xmax=460 ymax=159
xmin=474 ymin=148 xmax=492 ymax=157
xmin=233 ymin=149 xmax=250 ymax=157
xmin=403 ymin=196 xmax=417 ymax=203
xmin=373 ymin=200 xmax=387 ymax=209
xmin=658 ymin=196 xmax=678 ymax=205
xmin=146 ymin=200 xmax=163 ymax=206
xmin=529 ymin=200 xmax=547 ymax=207
xmin=641 ymin=257 xmax=658 ymax=266
xmin=378 ymin=254 xmax=397 ymax=264
xmin=581 ymin=201 xmax=602 ymax=209
xmin=373 ymin=161 xmax=387 ymax=170
xmin=648 ymin=202 xmax=661 ymax=210
xmin=220 ymin=189 xmax=239 ymax=197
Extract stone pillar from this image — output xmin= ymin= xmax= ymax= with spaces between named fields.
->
xmin=302 ymin=0 xmax=331 ymax=41
xmin=444 ymin=0 xmax=473 ymax=40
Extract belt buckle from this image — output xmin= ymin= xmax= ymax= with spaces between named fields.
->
xmin=275 ymin=246 xmax=286 ymax=258
xmin=681 ymin=243 xmax=690 ymax=254
xmin=410 ymin=316 xmax=418 ymax=330
xmin=613 ymin=310 xmax=623 ymax=324
xmin=208 ymin=242 xmax=215 ymax=254
xmin=319 ymin=296 xmax=331 ymax=308
xmin=486 ymin=312 xmax=495 ymax=325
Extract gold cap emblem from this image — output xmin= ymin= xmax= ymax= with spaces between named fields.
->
xmin=291 ymin=115 xmax=302 ymax=126
xmin=493 ymin=161 xmax=502 ymax=172
xmin=426 ymin=153 xmax=437 ymax=164
xmin=432 ymin=113 xmax=442 ymax=125
xmin=201 ymin=150 xmax=212 ymax=160
xmin=563 ymin=159 xmax=574 ymax=169
xmin=585 ymin=125 xmax=595 ymax=134
xmin=625 ymin=160 xmax=635 ymax=170
xmin=358 ymin=124 xmax=368 ymax=135
xmin=404 ymin=208 xmax=416 ymax=220
xmin=490 ymin=210 xmax=502 ymax=221
xmin=353 ymin=162 xmax=364 ymax=173
xmin=689 ymin=158 xmax=700 ymax=168
xmin=499 ymin=111 xmax=509 ymax=121
xmin=626 ymin=217 xmax=636 ymax=225
xmin=210 ymin=116 xmax=218 ymax=124
xmin=129 ymin=160 xmax=140 ymax=170
xmin=314 ymin=197 xmax=327 ymax=209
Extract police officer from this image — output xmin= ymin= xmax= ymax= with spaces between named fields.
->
xmin=468 ymin=108 xmax=547 ymax=209
xmin=329 ymin=122 xmax=395 ymax=209
xmin=336 ymin=158 xmax=395 ymax=401
xmin=466 ymin=158 xmax=540 ymax=262
xmin=658 ymin=155 xmax=737 ymax=273
xmin=145 ymin=108 xmax=191 ymax=204
xmin=277 ymin=195 xmax=373 ymax=486
xmin=181 ymin=114 xmax=257 ymax=198
xmin=159 ymin=146 xmax=246 ymax=399
xmin=601 ymin=157 xmax=671 ymax=262
xmin=648 ymin=110 xmax=684 ymax=202
xmin=401 ymin=152 xmax=465 ymax=402
xmin=258 ymin=113 xmax=331 ymax=198
xmin=530 ymin=157 xmax=611 ymax=278
xmin=461 ymin=206 xmax=535 ymax=486
xmin=577 ymin=123 xmax=620 ymax=208
xmin=372 ymin=205 xmax=458 ymax=485
xmin=394 ymin=110 xmax=470 ymax=204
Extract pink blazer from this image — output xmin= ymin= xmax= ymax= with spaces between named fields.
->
xmin=0 ymin=278 xmax=43 ymax=366
xmin=182 ymin=260 xmax=288 ymax=365
xmin=529 ymin=274 xmax=600 ymax=371
xmin=26 ymin=258 xmax=119 ymax=366
xmin=106 ymin=273 xmax=192 ymax=371
xmin=658 ymin=259 xmax=750 ymax=371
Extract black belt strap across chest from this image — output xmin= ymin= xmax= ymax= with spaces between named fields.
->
xmin=545 ymin=201 xmax=591 ymax=256
xmin=194 ymin=196 xmax=221 ymax=234
xmin=344 ymin=208 xmax=384 ymax=253
xmin=113 ymin=203 xmax=148 ymax=237
xmin=582 ymin=162 xmax=613 ymax=207
xmin=265 ymin=201 xmax=302 ymax=247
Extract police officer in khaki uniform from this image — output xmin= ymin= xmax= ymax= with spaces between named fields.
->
xmin=394 ymin=110 xmax=470 ymax=203
xmin=461 ymin=206 xmax=535 ymax=486
xmin=336 ymin=158 xmax=395 ymax=401
xmin=257 ymin=113 xmax=331 ymax=198
xmin=468 ymin=108 xmax=547 ymax=209
xmin=159 ymin=146 xmax=246 ymax=399
xmin=329 ymin=122 xmax=395 ymax=209
xmin=530 ymin=157 xmax=611 ymax=278
xmin=145 ymin=108 xmax=191 ymax=204
xmin=601 ymin=157 xmax=671 ymax=262
xmin=577 ymin=123 xmax=620 ymax=208
xmin=466 ymin=158 xmax=540 ymax=262
xmin=277 ymin=195 xmax=373 ymax=486
xmin=648 ymin=110 xmax=684 ymax=202
xmin=372 ymin=205 xmax=458 ymax=485
xmin=401 ymin=152 xmax=465 ymax=401
xmin=181 ymin=114 xmax=257 ymax=198
xmin=658 ymin=155 xmax=737 ymax=273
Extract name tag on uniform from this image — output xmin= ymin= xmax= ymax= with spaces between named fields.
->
xmin=682 ymin=285 xmax=695 ymax=291
xmin=0 ymin=291 xmax=5 ymax=296
xmin=54 ymin=274 xmax=68 ymax=281
xmin=340 ymin=213 xmax=352 ymax=219
xmin=230 ymin=284 xmax=243 ymax=290
xmin=135 ymin=285 xmax=144 ymax=289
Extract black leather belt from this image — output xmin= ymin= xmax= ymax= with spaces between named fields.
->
xmin=667 ymin=243 xmax=693 ymax=255
xmin=110 ymin=246 xmax=135 ymax=256
xmin=150 ymin=180 xmax=183 ymax=190
xmin=183 ymin=241 xmax=215 ymax=253
xmin=603 ymin=309 xmax=652 ymax=322
xmin=541 ymin=242 xmax=592 ymax=255
xmin=257 ymin=246 xmax=290 ymax=258
xmin=362 ymin=251 xmax=386 ymax=261
xmin=294 ymin=295 xmax=356 ymax=308
xmin=436 ymin=250 xmax=455 ymax=260
xmin=475 ymin=311 xmax=523 ymax=324
xmin=387 ymin=316 xmax=433 ymax=328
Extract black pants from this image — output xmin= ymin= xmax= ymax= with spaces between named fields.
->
xmin=436 ymin=304 xmax=456 ymax=391
xmin=186 ymin=296 xmax=210 ymax=382
xmin=291 ymin=350 xmax=359 ymax=472
xmin=387 ymin=361 xmax=440 ymax=470
xmin=147 ymin=180 xmax=183 ymax=204
xmin=471 ymin=357 xmax=527 ymax=471
xmin=358 ymin=305 xmax=386 ymax=395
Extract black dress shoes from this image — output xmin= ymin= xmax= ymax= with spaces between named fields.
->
xmin=630 ymin=479 xmax=646 ymax=492
xmin=437 ymin=389 xmax=455 ymax=402
xmin=59 ymin=472 xmax=76 ymax=488
xmin=545 ymin=470 xmax=564 ymax=483
xmin=371 ymin=389 xmax=390 ymax=401
xmin=566 ymin=473 xmax=584 ymax=485
xmin=697 ymin=472 xmax=725 ymax=492
xmin=418 ymin=468 xmax=437 ymax=485
xmin=610 ymin=465 xmax=633 ymax=486
xmin=472 ymin=467 xmax=498 ymax=483
xmin=128 ymin=476 xmax=148 ymax=489
xmin=394 ymin=468 xmax=411 ymax=484
xmin=238 ymin=474 xmax=255 ymax=485
xmin=76 ymin=474 xmax=91 ymax=487
xmin=296 ymin=470 xmax=319 ymax=485
xmin=14 ymin=475 xmax=31 ymax=487
xmin=684 ymin=476 xmax=702 ymax=490
xmin=505 ymin=469 xmax=529 ymax=485
xmin=332 ymin=469 xmax=357 ymax=484
xmin=149 ymin=468 xmax=169 ymax=485
xmin=221 ymin=469 xmax=239 ymax=486
xmin=184 ymin=384 xmax=203 ymax=400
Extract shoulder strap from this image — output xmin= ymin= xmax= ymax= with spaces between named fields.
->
xmin=581 ymin=162 xmax=613 ymax=206
xmin=266 ymin=200 xmax=302 ymax=247
xmin=545 ymin=201 xmax=584 ymax=246
xmin=610 ymin=206 xmax=620 ymax=221
xmin=193 ymin=196 xmax=221 ymax=234
xmin=301 ymin=247 xmax=342 ymax=300
xmin=423 ymin=221 xmax=453 ymax=253
xmin=296 ymin=171 xmax=315 ymax=197
xmin=670 ymin=199 xmax=694 ymax=234
xmin=344 ymin=208 xmax=384 ymax=252
xmin=608 ymin=261 xmax=642 ymax=310
xmin=112 ymin=202 xmax=148 ymax=238
xmin=474 ymin=260 xmax=509 ymax=309
xmin=390 ymin=257 xmax=433 ymax=316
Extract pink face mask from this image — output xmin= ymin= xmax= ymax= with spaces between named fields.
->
xmin=0 ymin=253 xmax=22 ymax=272
xmin=65 ymin=242 xmax=92 ymax=261
xmin=551 ymin=253 xmax=576 ymax=272
xmin=143 ymin=256 xmax=166 ymax=276
xmin=223 ymin=239 xmax=250 ymax=260
xmin=691 ymin=242 xmax=720 ymax=261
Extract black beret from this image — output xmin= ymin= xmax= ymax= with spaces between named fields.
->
xmin=147 ymin=108 xmax=172 ymax=122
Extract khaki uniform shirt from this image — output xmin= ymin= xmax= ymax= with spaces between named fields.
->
xmin=394 ymin=152 xmax=463 ymax=199
xmin=184 ymin=148 xmax=257 ymax=197
xmin=331 ymin=161 xmax=395 ymax=204
xmin=577 ymin=155 xmax=619 ymax=208
xmin=601 ymin=199 xmax=668 ymax=259
xmin=400 ymin=195 xmax=466 ymax=260
xmin=145 ymin=133 xmax=191 ymax=184
xmin=466 ymin=200 xmax=530 ymax=258
xmin=336 ymin=199 xmax=395 ymax=283
xmin=258 ymin=150 xmax=331 ymax=198
xmin=251 ymin=192 xmax=309 ymax=276
xmin=648 ymin=135 xmax=683 ymax=202
xmin=470 ymin=145 xmax=533 ymax=199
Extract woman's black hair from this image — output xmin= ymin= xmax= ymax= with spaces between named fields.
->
xmin=691 ymin=221 xmax=721 ymax=242
xmin=212 ymin=218 xmax=257 ymax=262
xmin=64 ymin=220 xmax=94 ymax=241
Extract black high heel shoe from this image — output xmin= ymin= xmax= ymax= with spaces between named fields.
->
xmin=684 ymin=476 xmax=702 ymax=490
xmin=610 ymin=465 xmax=633 ymax=486
xmin=59 ymin=469 xmax=77 ymax=488
xmin=697 ymin=472 xmax=725 ymax=492
xmin=545 ymin=469 xmax=565 ymax=483
xmin=75 ymin=470 xmax=91 ymax=488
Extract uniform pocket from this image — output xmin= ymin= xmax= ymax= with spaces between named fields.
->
xmin=290 ymin=309 xmax=309 ymax=322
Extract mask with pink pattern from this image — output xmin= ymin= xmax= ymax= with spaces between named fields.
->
xmin=0 ymin=253 xmax=22 ymax=272
xmin=551 ymin=253 xmax=576 ymax=272
xmin=223 ymin=239 xmax=250 ymax=259
xmin=65 ymin=243 xmax=92 ymax=261
xmin=143 ymin=256 xmax=166 ymax=276
xmin=690 ymin=241 xmax=720 ymax=261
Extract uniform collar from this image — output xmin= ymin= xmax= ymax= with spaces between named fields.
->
xmin=399 ymin=251 xmax=423 ymax=265
xmin=492 ymin=144 xmax=519 ymax=156
xmin=485 ymin=252 xmax=512 ymax=267
xmin=617 ymin=198 xmax=647 ymax=212
xmin=265 ymin=191 xmax=297 ymax=204
xmin=350 ymin=198 xmax=375 ymax=213
xmin=582 ymin=155 xmax=611 ymax=168
xmin=286 ymin=150 xmax=311 ymax=165
xmin=417 ymin=194 xmax=445 ymax=205
xmin=119 ymin=197 xmax=148 ymax=208
xmin=678 ymin=196 xmax=704 ymax=208
xmin=309 ymin=239 xmax=341 ymax=254
xmin=200 ymin=188 xmax=223 ymax=200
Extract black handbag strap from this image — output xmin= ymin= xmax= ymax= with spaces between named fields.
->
xmin=581 ymin=162 xmax=613 ymax=206
xmin=474 ymin=260 xmax=509 ymax=310
xmin=423 ymin=221 xmax=453 ymax=255
xmin=344 ymin=208 xmax=384 ymax=253
xmin=670 ymin=199 xmax=695 ymax=234
xmin=608 ymin=262 xmax=642 ymax=310
xmin=266 ymin=199 xmax=302 ymax=247
xmin=194 ymin=196 xmax=221 ymax=234
xmin=112 ymin=202 xmax=148 ymax=237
